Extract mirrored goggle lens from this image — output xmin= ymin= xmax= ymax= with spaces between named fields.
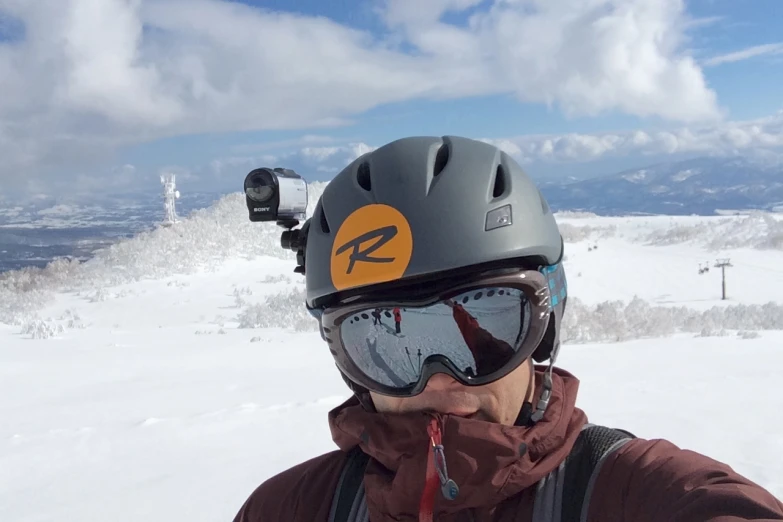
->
xmin=337 ymin=287 xmax=532 ymax=389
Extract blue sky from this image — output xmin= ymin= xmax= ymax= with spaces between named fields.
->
xmin=1 ymin=0 xmax=782 ymax=199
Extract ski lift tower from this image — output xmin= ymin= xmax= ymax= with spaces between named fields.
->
xmin=160 ymin=173 xmax=180 ymax=227
xmin=714 ymin=258 xmax=733 ymax=300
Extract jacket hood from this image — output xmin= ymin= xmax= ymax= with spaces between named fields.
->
xmin=328 ymin=366 xmax=587 ymax=520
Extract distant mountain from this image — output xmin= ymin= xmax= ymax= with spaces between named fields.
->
xmin=541 ymin=156 xmax=783 ymax=215
xmin=0 ymin=191 xmax=226 ymax=272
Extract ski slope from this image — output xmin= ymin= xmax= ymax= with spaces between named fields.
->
xmin=557 ymin=212 xmax=783 ymax=309
xmin=1 ymin=194 xmax=782 ymax=522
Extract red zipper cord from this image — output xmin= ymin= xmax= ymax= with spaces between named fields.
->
xmin=418 ymin=418 xmax=443 ymax=522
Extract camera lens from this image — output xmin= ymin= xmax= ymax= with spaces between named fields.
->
xmin=245 ymin=169 xmax=275 ymax=202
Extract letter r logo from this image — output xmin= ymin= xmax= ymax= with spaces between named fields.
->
xmin=330 ymin=204 xmax=413 ymax=291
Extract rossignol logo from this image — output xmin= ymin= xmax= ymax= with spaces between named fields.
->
xmin=334 ymin=226 xmax=398 ymax=274
xmin=330 ymin=204 xmax=413 ymax=291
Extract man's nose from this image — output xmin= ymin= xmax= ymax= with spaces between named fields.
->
xmin=424 ymin=372 xmax=462 ymax=391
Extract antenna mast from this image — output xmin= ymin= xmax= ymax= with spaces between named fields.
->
xmin=160 ymin=173 xmax=181 ymax=227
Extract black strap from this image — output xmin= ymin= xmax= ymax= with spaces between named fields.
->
xmin=329 ymin=447 xmax=370 ymax=522
xmin=561 ymin=425 xmax=635 ymax=521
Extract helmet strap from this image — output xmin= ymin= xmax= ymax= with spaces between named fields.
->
xmin=515 ymin=359 xmax=538 ymax=426
xmin=529 ymin=340 xmax=561 ymax=423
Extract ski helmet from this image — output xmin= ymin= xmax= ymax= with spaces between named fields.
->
xmin=304 ymin=135 xmax=567 ymax=368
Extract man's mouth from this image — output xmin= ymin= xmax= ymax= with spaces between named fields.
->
xmin=441 ymin=408 xmax=480 ymax=419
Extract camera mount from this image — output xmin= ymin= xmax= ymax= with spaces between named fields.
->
xmin=279 ymin=219 xmax=310 ymax=275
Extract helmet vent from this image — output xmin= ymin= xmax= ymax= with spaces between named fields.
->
xmin=493 ymin=164 xmax=507 ymax=198
xmin=317 ymin=202 xmax=331 ymax=234
xmin=433 ymin=142 xmax=450 ymax=177
xmin=356 ymin=162 xmax=372 ymax=191
xmin=538 ymin=188 xmax=551 ymax=214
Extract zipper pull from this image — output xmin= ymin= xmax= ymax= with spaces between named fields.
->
xmin=427 ymin=418 xmax=460 ymax=501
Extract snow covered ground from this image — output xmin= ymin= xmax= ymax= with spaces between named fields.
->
xmin=1 ymin=193 xmax=782 ymax=521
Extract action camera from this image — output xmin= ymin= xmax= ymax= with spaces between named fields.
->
xmin=244 ymin=167 xmax=310 ymax=274
xmin=244 ymin=167 xmax=308 ymax=229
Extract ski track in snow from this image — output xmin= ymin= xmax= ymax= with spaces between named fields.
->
xmin=7 ymin=395 xmax=348 ymax=444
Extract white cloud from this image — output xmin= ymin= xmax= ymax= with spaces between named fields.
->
xmin=59 ymin=0 xmax=181 ymax=126
xmin=272 ymin=143 xmax=377 ymax=175
xmin=0 ymin=0 xmax=724 ymax=191
xmin=482 ymin=111 xmax=783 ymax=163
xmin=17 ymin=162 xmax=142 ymax=198
xmin=381 ymin=0 xmax=721 ymax=121
xmin=199 ymin=142 xmax=375 ymax=190
xmin=67 ymin=111 xmax=783 ymax=196
xmin=703 ymin=42 xmax=783 ymax=67
xmin=229 ymin=135 xmax=339 ymax=155
xmin=481 ymin=139 xmax=523 ymax=157
xmin=263 ymin=112 xmax=783 ymax=175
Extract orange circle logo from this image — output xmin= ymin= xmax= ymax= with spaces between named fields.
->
xmin=330 ymin=204 xmax=414 ymax=291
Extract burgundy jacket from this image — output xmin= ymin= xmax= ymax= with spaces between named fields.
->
xmin=233 ymin=368 xmax=783 ymax=521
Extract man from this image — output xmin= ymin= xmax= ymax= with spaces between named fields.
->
xmin=233 ymin=136 xmax=783 ymax=521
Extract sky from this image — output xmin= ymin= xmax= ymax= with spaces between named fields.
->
xmin=0 ymin=0 xmax=782 ymax=199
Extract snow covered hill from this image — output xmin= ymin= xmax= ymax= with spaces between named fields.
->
xmin=1 ymin=192 xmax=782 ymax=522
xmin=542 ymin=156 xmax=783 ymax=215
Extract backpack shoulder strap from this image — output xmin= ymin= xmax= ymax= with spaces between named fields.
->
xmin=532 ymin=424 xmax=635 ymax=522
xmin=328 ymin=446 xmax=370 ymax=522
xmin=561 ymin=424 xmax=635 ymax=522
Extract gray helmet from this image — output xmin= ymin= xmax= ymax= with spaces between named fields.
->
xmin=305 ymin=135 xmax=564 ymax=312
xmin=303 ymin=136 xmax=567 ymax=410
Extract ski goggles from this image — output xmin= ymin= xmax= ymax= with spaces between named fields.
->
xmin=318 ymin=268 xmax=557 ymax=397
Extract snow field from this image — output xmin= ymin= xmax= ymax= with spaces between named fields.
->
xmin=1 ymin=193 xmax=782 ymax=521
